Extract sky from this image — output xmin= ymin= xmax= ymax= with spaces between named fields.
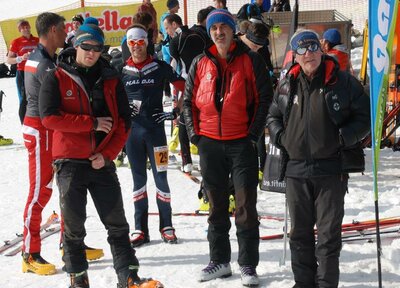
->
xmin=0 ymin=1 xmax=399 ymax=288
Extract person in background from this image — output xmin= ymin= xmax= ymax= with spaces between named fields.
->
xmin=238 ymin=20 xmax=273 ymax=180
xmin=65 ymin=14 xmax=84 ymax=47
xmin=137 ymin=0 xmax=158 ymax=44
xmin=266 ymin=29 xmax=370 ymax=288
xmin=183 ymin=9 xmax=273 ymax=287
xmin=121 ymin=24 xmax=186 ymax=248
xmin=121 ymin=12 xmax=155 ymax=63
xmin=164 ymin=13 xmax=206 ymax=174
xmin=213 ymin=0 xmax=228 ymax=10
xmin=190 ymin=6 xmax=215 ymax=47
xmin=269 ymin=0 xmax=291 ymax=12
xmin=6 ymin=19 xmax=39 ymax=123
xmin=321 ymin=28 xmax=353 ymax=73
xmin=159 ymin=0 xmax=180 ymax=64
xmin=39 ymin=22 xmax=163 ymax=288
xmin=21 ymin=12 xmax=66 ymax=276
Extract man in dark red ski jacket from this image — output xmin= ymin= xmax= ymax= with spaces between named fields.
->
xmin=39 ymin=23 xmax=162 ymax=288
xmin=183 ymin=9 xmax=273 ymax=287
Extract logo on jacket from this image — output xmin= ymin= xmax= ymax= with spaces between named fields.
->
xmin=65 ymin=90 xmax=75 ymax=100
xmin=293 ymin=95 xmax=299 ymax=105
xmin=206 ymin=72 xmax=212 ymax=81
xmin=333 ymin=102 xmax=340 ymax=111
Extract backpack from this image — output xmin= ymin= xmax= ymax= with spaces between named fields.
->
xmin=237 ymin=4 xmax=251 ymax=21
xmin=0 ymin=63 xmax=10 ymax=78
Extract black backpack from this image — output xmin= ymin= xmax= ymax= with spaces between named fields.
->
xmin=0 ymin=63 xmax=10 ymax=78
xmin=237 ymin=4 xmax=251 ymax=21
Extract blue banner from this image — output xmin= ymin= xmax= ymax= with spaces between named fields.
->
xmin=368 ymin=0 xmax=398 ymax=200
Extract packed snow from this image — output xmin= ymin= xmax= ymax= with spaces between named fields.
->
xmin=0 ymin=1 xmax=399 ymax=288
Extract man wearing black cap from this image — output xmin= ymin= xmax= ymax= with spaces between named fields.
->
xmin=267 ymin=29 xmax=370 ymax=288
xmin=65 ymin=14 xmax=84 ymax=47
xmin=39 ymin=22 xmax=163 ymax=288
xmin=183 ymin=9 xmax=273 ymax=287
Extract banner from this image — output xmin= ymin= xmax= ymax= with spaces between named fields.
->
xmin=0 ymin=0 xmax=167 ymax=49
xmin=368 ymin=0 xmax=399 ymax=200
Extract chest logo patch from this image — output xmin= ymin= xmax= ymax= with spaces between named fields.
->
xmin=206 ymin=72 xmax=212 ymax=81
xmin=333 ymin=102 xmax=340 ymax=111
xmin=66 ymin=90 xmax=73 ymax=97
xmin=293 ymin=95 xmax=299 ymax=105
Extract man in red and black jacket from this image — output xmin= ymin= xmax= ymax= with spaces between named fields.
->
xmin=183 ymin=9 xmax=273 ymax=286
xmin=39 ymin=23 xmax=160 ymax=288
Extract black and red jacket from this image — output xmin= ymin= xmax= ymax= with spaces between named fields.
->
xmin=39 ymin=48 xmax=131 ymax=161
xmin=183 ymin=40 xmax=273 ymax=143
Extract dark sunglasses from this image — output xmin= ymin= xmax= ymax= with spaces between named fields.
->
xmin=295 ymin=43 xmax=320 ymax=55
xmin=79 ymin=43 xmax=103 ymax=52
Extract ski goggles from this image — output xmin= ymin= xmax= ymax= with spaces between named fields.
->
xmin=79 ymin=43 xmax=104 ymax=52
xmin=127 ymin=39 xmax=147 ymax=47
xmin=295 ymin=43 xmax=320 ymax=55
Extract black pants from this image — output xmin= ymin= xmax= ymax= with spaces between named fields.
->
xmin=16 ymin=70 xmax=26 ymax=124
xmin=286 ymin=175 xmax=347 ymax=288
xmin=198 ymin=136 xmax=260 ymax=266
xmin=178 ymin=113 xmax=192 ymax=166
xmin=55 ymin=161 xmax=139 ymax=274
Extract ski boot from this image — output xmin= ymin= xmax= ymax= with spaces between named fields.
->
xmin=70 ymin=270 xmax=89 ymax=288
xmin=228 ymin=195 xmax=236 ymax=214
xmin=168 ymin=126 xmax=179 ymax=153
xmin=130 ymin=231 xmax=150 ymax=248
xmin=114 ymin=151 xmax=126 ymax=167
xmin=197 ymin=197 xmax=210 ymax=213
xmin=190 ymin=143 xmax=198 ymax=155
xmin=160 ymin=226 xmax=178 ymax=244
xmin=0 ymin=135 xmax=13 ymax=146
xmin=84 ymin=245 xmax=104 ymax=261
xmin=22 ymin=252 xmax=56 ymax=275
xmin=118 ymin=267 xmax=164 ymax=288
xmin=60 ymin=244 xmax=104 ymax=261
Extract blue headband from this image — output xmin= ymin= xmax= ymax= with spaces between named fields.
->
xmin=290 ymin=31 xmax=320 ymax=51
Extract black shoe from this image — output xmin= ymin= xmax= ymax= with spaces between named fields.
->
xmin=70 ymin=271 xmax=89 ymax=288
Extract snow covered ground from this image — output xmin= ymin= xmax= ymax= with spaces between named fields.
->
xmin=0 ymin=1 xmax=400 ymax=288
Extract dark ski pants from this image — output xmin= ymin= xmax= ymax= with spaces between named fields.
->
xmin=198 ymin=136 xmax=260 ymax=267
xmin=178 ymin=113 xmax=192 ymax=166
xmin=286 ymin=175 xmax=348 ymax=288
xmin=16 ymin=70 xmax=26 ymax=124
xmin=125 ymin=123 xmax=172 ymax=234
xmin=55 ymin=161 xmax=139 ymax=274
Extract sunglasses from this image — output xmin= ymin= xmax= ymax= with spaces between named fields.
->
xmin=295 ymin=43 xmax=320 ymax=55
xmin=127 ymin=39 xmax=146 ymax=47
xmin=79 ymin=43 xmax=103 ymax=52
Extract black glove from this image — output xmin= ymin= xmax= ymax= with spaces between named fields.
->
xmin=129 ymin=103 xmax=139 ymax=118
xmin=152 ymin=108 xmax=179 ymax=124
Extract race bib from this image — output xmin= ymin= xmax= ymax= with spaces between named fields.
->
xmin=154 ymin=145 xmax=168 ymax=172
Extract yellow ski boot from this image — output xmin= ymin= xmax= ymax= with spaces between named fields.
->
xmin=190 ymin=144 xmax=198 ymax=155
xmin=168 ymin=126 xmax=179 ymax=153
xmin=22 ymin=252 xmax=56 ymax=275
xmin=228 ymin=195 xmax=236 ymax=214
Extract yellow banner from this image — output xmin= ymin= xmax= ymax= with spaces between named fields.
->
xmin=0 ymin=0 xmax=167 ymax=49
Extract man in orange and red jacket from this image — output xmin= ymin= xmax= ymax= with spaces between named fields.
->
xmin=183 ymin=9 xmax=273 ymax=287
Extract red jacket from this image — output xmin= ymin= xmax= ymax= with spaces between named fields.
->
xmin=39 ymin=50 xmax=131 ymax=161
xmin=327 ymin=45 xmax=350 ymax=72
xmin=183 ymin=40 xmax=273 ymax=142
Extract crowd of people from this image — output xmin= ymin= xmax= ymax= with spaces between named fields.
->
xmin=1 ymin=0 xmax=369 ymax=288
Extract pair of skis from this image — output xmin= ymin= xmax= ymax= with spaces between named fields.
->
xmin=260 ymin=217 xmax=400 ymax=242
xmin=147 ymin=211 xmax=285 ymax=221
xmin=0 ymin=212 xmax=60 ymax=257
xmin=168 ymin=154 xmax=201 ymax=184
